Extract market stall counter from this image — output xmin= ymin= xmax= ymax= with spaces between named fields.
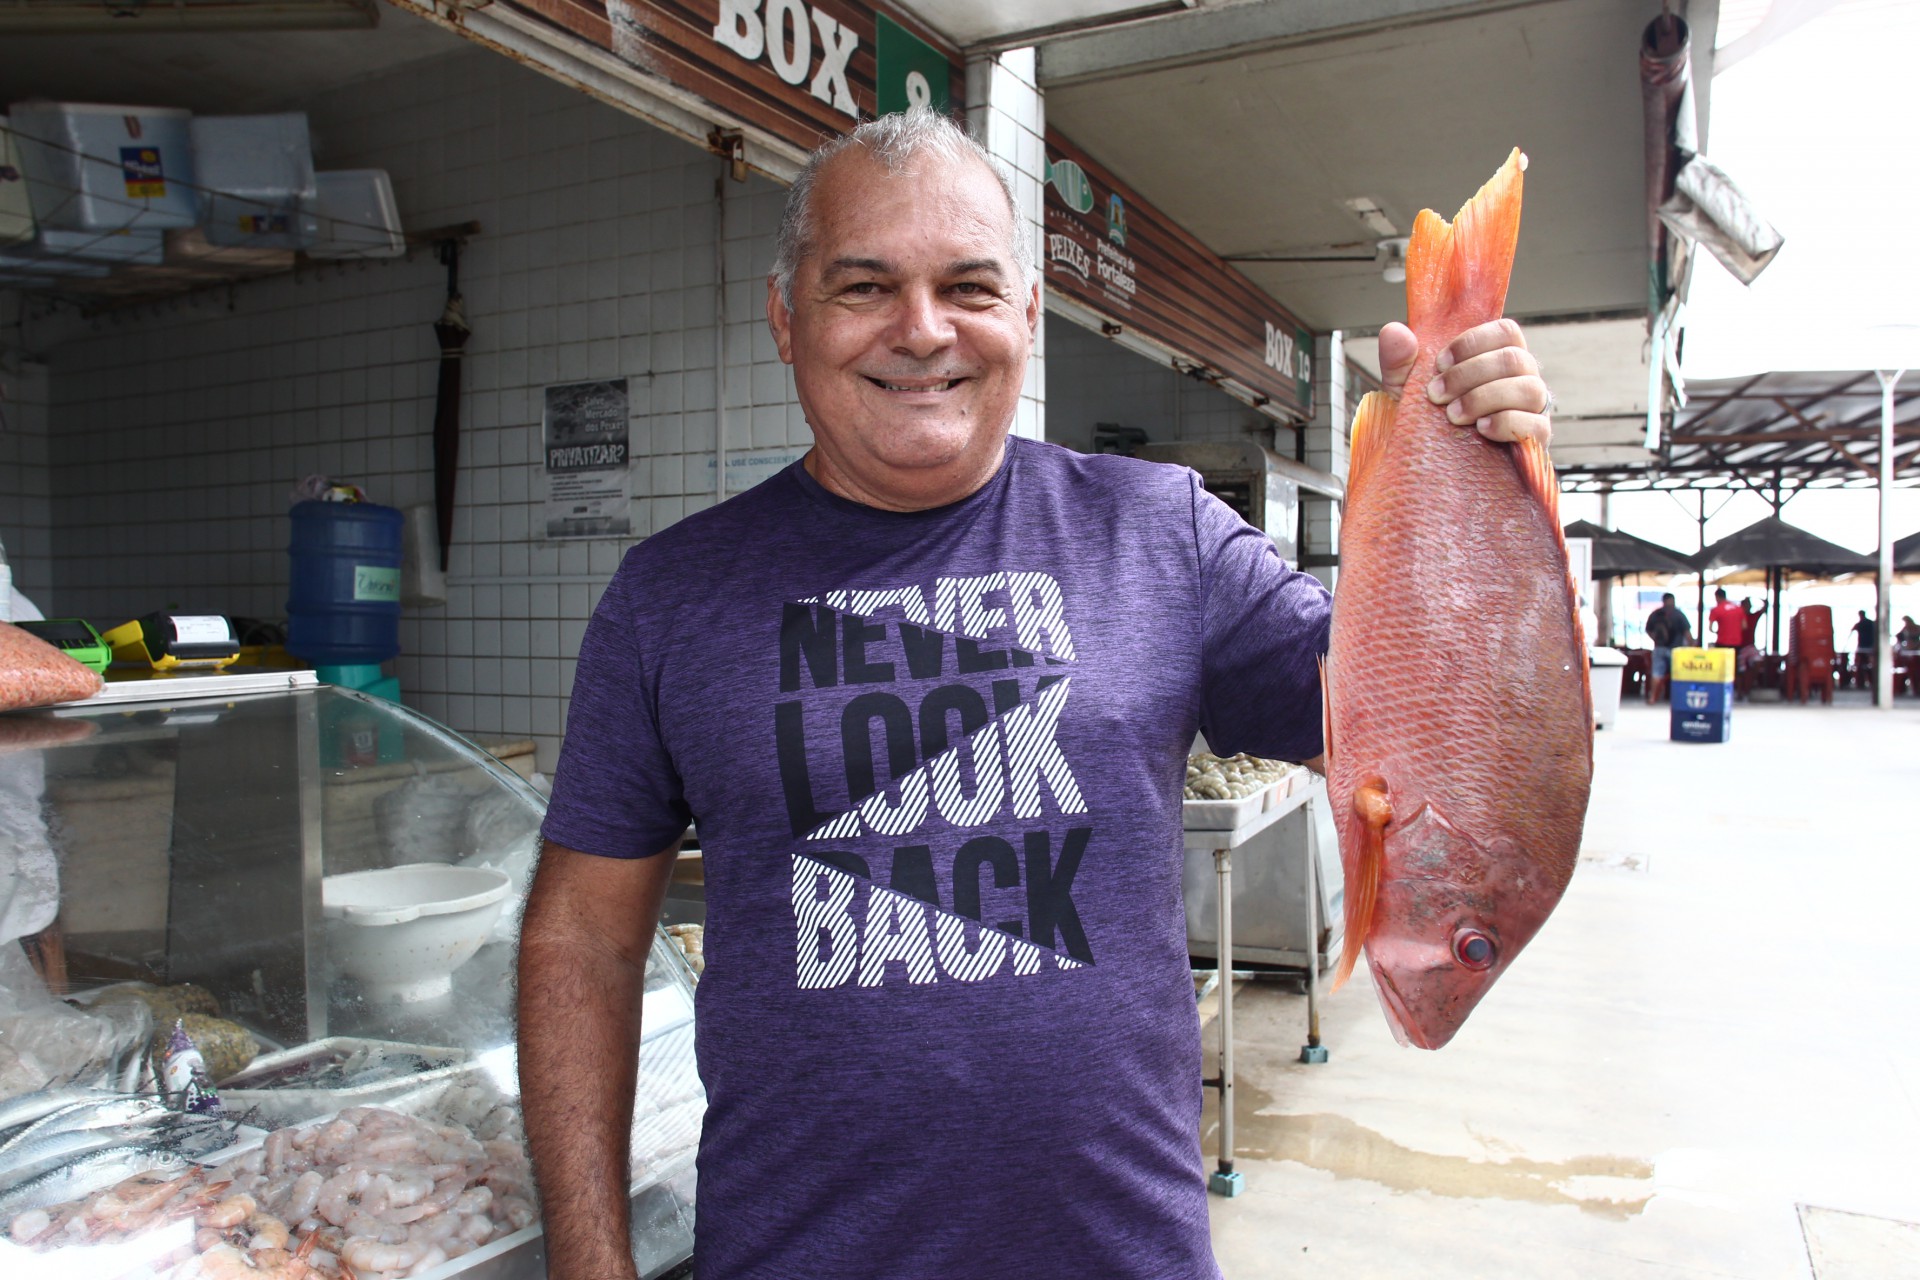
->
xmin=0 ymin=671 xmax=701 ymax=1280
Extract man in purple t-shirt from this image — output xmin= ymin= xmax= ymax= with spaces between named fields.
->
xmin=519 ymin=109 xmax=1556 ymax=1280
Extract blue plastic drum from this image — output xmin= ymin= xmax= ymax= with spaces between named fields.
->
xmin=287 ymin=501 xmax=403 ymax=667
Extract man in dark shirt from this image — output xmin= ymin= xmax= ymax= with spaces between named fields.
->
xmin=1852 ymin=610 xmax=1876 ymax=654
xmin=1644 ymin=592 xmax=1691 ymax=704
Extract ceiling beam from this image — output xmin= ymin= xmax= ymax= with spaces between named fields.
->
xmin=1037 ymin=0 xmax=1552 ymax=86
xmin=1669 ymin=425 xmax=1920 ymax=445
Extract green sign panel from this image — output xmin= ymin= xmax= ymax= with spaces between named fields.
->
xmin=353 ymin=565 xmax=400 ymax=603
xmin=876 ymin=13 xmax=950 ymax=116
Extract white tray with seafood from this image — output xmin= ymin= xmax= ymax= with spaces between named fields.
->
xmin=2 ymin=1079 xmax=538 ymax=1280
xmin=2 ymin=1068 xmax=702 ymax=1280
xmin=1181 ymin=752 xmax=1303 ymax=831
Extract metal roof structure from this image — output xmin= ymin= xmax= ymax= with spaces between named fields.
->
xmin=1559 ymin=369 xmax=1920 ymax=494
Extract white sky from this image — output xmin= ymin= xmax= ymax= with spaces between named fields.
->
xmin=1564 ymin=0 xmax=1920 ymax=568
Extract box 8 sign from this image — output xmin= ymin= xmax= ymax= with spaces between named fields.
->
xmin=713 ymin=0 xmax=861 ymax=117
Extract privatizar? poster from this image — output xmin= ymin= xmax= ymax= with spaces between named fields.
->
xmin=542 ymin=379 xmax=631 ymax=539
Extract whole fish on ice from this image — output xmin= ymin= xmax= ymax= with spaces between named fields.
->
xmin=1325 ymin=149 xmax=1593 ymax=1049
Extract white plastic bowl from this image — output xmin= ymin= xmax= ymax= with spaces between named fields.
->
xmin=322 ymin=865 xmax=512 ymax=1003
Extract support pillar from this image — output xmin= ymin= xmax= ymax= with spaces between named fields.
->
xmin=966 ymin=50 xmax=1046 ymax=442
xmin=1300 ymin=331 xmax=1348 ymax=590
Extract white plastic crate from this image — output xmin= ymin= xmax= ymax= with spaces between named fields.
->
xmin=301 ymin=168 xmax=404 ymax=259
xmin=0 ymin=117 xmax=33 ymax=245
xmin=191 ymin=113 xmax=316 ymax=251
xmin=8 ymin=102 xmax=197 ymax=231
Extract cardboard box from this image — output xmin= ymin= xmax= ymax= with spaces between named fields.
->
xmin=1671 ymin=707 xmax=1731 ymax=743
xmin=1672 ymin=646 xmax=1734 ymax=684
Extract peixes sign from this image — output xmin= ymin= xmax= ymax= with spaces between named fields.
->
xmin=1044 ymin=129 xmax=1315 ymax=419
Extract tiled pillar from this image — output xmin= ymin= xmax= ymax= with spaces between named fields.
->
xmin=965 ymin=49 xmax=1046 ymax=442
xmin=1302 ymin=330 xmax=1348 ymax=589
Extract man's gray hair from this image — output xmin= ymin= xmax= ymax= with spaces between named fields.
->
xmin=769 ymin=107 xmax=1035 ymax=308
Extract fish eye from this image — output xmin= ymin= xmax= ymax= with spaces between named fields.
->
xmin=1452 ymin=928 xmax=1497 ymax=971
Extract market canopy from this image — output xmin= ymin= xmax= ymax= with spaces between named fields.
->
xmin=1562 ymin=520 xmax=1695 ymax=576
xmin=1897 ymin=531 xmax=1920 ymax=571
xmin=1562 ymin=370 xmax=1920 ymax=493
xmin=1693 ymin=515 xmax=1876 ymax=575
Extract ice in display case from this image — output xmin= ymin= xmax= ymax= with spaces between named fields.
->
xmin=0 ymin=672 xmax=701 ymax=1280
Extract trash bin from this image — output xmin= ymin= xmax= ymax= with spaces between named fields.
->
xmin=1589 ymin=647 xmax=1627 ymax=730
xmin=1670 ymin=646 xmax=1734 ymax=743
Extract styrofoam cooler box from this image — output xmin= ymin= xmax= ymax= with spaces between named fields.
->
xmin=190 ymin=113 xmax=317 ymax=250
xmin=301 ymin=169 xmax=404 ymax=259
xmin=0 ymin=118 xmax=34 ymax=245
xmin=0 ymin=250 xmax=109 ymax=279
xmin=8 ymin=103 xmax=197 ymax=231
xmin=32 ymin=225 xmax=165 ymax=264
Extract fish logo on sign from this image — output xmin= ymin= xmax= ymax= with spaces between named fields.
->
xmin=1046 ymin=158 xmax=1095 ymax=214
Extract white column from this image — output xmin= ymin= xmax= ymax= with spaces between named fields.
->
xmin=966 ymin=48 xmax=1046 ymax=442
xmin=1875 ymin=368 xmax=1900 ymax=709
xmin=1300 ymin=330 xmax=1348 ymax=589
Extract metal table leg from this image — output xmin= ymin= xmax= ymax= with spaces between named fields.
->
xmin=1208 ymin=844 xmax=1244 ymax=1196
xmin=1300 ymin=828 xmax=1327 ymax=1064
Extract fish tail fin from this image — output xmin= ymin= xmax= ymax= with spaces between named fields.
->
xmin=1345 ymin=390 xmax=1396 ymax=499
xmin=1405 ymin=148 xmax=1526 ymax=335
xmin=1331 ymin=781 xmax=1391 ymax=992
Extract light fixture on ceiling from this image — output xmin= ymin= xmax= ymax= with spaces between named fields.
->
xmin=1377 ymin=237 xmax=1409 ymax=284
xmin=0 ymin=0 xmax=379 ymax=34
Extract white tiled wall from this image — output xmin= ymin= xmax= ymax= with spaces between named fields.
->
xmin=0 ymin=357 xmax=54 ymax=612
xmin=1043 ymin=316 xmax=1268 ymax=451
xmin=16 ymin=45 xmax=805 ymax=769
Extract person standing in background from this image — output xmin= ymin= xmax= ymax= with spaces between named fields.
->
xmin=1897 ymin=614 xmax=1919 ymax=648
xmin=1852 ymin=610 xmax=1875 ymax=656
xmin=1644 ymin=592 xmax=1691 ymax=704
xmin=1708 ymin=588 xmax=1744 ymax=649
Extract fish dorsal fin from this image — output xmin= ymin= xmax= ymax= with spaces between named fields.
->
xmin=1406 ymin=148 xmax=1526 ymax=336
xmin=1512 ymin=430 xmax=1561 ymax=528
xmin=1345 ymin=390 xmax=1396 ymax=499
xmin=1510 ymin=431 xmax=1597 ymax=759
xmin=1331 ymin=781 xmax=1391 ymax=992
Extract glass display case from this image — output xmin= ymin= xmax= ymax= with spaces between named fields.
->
xmin=0 ymin=671 xmax=701 ymax=1280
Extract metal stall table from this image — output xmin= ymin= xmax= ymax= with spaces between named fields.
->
xmin=1184 ymin=775 xmax=1343 ymax=1196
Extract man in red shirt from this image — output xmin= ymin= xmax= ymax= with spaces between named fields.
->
xmin=1709 ymin=588 xmax=1746 ymax=648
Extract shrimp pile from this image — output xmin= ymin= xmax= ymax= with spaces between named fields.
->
xmin=5 ymin=1106 xmax=537 ymax=1280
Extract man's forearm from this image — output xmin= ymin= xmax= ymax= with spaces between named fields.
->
xmin=517 ymin=843 xmax=675 ymax=1280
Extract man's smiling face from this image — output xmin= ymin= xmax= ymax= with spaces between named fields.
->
xmin=767 ymin=146 xmax=1039 ymax=511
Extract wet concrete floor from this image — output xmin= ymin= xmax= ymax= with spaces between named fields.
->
xmin=1203 ymin=695 xmax=1920 ymax=1278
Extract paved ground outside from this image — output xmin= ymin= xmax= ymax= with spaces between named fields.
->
xmin=1203 ymin=694 xmax=1920 ymax=1278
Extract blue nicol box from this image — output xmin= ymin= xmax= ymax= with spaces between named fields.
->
xmin=1673 ymin=679 xmax=1733 ymax=716
xmin=1672 ymin=706 xmax=1732 ymax=743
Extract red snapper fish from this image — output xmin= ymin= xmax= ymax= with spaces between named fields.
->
xmin=1324 ymin=150 xmax=1593 ymax=1049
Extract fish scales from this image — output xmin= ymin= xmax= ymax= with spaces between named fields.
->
xmin=1326 ymin=149 xmax=1593 ymax=1051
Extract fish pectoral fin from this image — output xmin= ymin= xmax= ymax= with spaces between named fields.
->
xmin=1318 ymin=655 xmax=1335 ymax=764
xmin=1345 ymin=390 xmax=1395 ymax=499
xmin=1332 ymin=780 xmax=1392 ymax=992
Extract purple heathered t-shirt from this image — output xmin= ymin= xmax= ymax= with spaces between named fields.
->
xmin=542 ymin=435 xmax=1330 ymax=1279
